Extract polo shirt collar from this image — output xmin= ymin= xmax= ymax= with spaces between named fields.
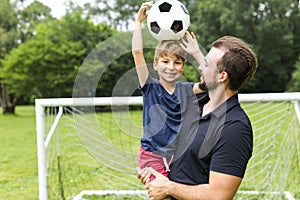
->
xmin=212 ymin=94 xmax=239 ymax=118
xmin=197 ymin=93 xmax=239 ymax=118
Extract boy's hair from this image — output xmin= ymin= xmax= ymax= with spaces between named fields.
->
xmin=212 ymin=36 xmax=258 ymax=91
xmin=154 ymin=40 xmax=186 ymax=62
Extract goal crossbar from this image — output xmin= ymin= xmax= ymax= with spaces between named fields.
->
xmin=35 ymin=92 xmax=300 ymax=106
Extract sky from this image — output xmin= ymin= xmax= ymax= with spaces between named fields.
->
xmin=24 ymin=0 xmax=94 ymax=19
xmin=23 ymin=0 xmax=129 ymax=30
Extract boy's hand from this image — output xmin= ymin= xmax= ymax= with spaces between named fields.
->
xmin=137 ymin=167 xmax=155 ymax=184
xmin=179 ymin=31 xmax=205 ymax=65
xmin=136 ymin=1 xmax=154 ymax=23
xmin=179 ymin=31 xmax=201 ymax=56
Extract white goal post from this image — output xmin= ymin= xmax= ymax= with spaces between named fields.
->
xmin=35 ymin=92 xmax=300 ymax=200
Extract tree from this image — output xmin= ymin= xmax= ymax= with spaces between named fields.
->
xmin=1 ymin=9 xmax=117 ymax=103
xmin=0 ymin=0 xmax=52 ymax=113
xmin=288 ymin=55 xmax=300 ymax=91
xmin=88 ymin=0 xmax=300 ymax=93
xmin=192 ymin=0 xmax=299 ymax=92
xmin=0 ymin=0 xmax=18 ymax=113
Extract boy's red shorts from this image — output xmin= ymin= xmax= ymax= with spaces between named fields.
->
xmin=138 ymin=146 xmax=169 ymax=181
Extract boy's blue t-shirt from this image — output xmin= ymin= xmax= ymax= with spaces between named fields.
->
xmin=139 ymin=75 xmax=199 ymax=158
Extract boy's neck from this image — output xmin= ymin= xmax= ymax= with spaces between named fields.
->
xmin=159 ymin=81 xmax=176 ymax=94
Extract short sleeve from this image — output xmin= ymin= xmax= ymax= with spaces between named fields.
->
xmin=210 ymin=120 xmax=253 ymax=178
xmin=139 ymin=74 xmax=155 ymax=95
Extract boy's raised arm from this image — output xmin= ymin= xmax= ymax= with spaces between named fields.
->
xmin=180 ymin=31 xmax=205 ymax=66
xmin=132 ymin=1 xmax=153 ymax=88
xmin=180 ymin=31 xmax=207 ymax=94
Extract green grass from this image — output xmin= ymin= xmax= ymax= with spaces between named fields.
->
xmin=0 ymin=106 xmax=38 ymax=200
xmin=82 ymin=194 xmax=145 ymax=200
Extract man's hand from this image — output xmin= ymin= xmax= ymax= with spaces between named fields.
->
xmin=146 ymin=171 xmax=170 ymax=200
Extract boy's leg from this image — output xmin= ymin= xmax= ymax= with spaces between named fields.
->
xmin=138 ymin=147 xmax=169 ymax=181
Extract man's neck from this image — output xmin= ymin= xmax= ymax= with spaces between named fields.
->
xmin=202 ymin=87 xmax=237 ymax=116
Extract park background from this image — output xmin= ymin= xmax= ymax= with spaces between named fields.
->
xmin=0 ymin=0 xmax=299 ymax=199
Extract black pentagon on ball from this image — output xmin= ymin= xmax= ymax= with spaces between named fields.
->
xmin=170 ymin=20 xmax=183 ymax=33
xmin=159 ymin=2 xmax=172 ymax=12
xmin=150 ymin=21 xmax=161 ymax=34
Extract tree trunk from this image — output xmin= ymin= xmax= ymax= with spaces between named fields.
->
xmin=0 ymin=83 xmax=16 ymax=114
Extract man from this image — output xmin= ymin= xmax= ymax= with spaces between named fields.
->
xmin=138 ymin=32 xmax=258 ymax=200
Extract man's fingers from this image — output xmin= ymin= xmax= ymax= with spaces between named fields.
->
xmin=151 ymin=171 xmax=163 ymax=178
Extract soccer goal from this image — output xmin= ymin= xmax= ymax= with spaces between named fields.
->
xmin=35 ymin=93 xmax=300 ymax=200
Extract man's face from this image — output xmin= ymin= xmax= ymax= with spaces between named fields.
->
xmin=198 ymin=47 xmax=225 ymax=91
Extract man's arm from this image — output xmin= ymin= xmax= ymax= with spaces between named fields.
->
xmin=132 ymin=1 xmax=153 ymax=88
xmin=146 ymin=171 xmax=242 ymax=200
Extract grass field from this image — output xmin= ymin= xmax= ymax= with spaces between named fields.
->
xmin=1 ymin=103 xmax=299 ymax=200
xmin=0 ymin=106 xmax=39 ymax=200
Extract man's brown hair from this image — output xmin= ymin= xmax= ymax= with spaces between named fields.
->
xmin=212 ymin=36 xmax=258 ymax=91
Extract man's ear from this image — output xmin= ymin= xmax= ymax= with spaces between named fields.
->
xmin=219 ymin=71 xmax=229 ymax=83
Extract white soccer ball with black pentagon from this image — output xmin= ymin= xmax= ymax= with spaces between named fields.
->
xmin=147 ymin=0 xmax=190 ymax=41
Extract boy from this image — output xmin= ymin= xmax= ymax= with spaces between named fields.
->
xmin=132 ymin=1 xmax=203 ymax=182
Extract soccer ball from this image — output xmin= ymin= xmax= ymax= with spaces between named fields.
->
xmin=147 ymin=0 xmax=190 ymax=41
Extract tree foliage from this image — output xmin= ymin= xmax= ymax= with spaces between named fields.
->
xmin=0 ymin=0 xmax=53 ymax=113
xmin=190 ymin=0 xmax=299 ymax=92
xmin=288 ymin=55 xmax=300 ymax=91
xmin=1 ymin=9 xmax=116 ymax=101
xmin=88 ymin=0 xmax=300 ymax=93
xmin=1 ymin=0 xmax=300 ymax=113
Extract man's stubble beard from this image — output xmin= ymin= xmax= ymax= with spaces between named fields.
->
xmin=198 ymin=76 xmax=208 ymax=91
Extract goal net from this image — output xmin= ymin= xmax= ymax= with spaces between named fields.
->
xmin=35 ymin=93 xmax=300 ymax=200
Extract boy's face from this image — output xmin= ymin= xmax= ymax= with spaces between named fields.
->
xmin=153 ymin=53 xmax=184 ymax=84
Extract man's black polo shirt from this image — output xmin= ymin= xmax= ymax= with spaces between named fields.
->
xmin=169 ymin=93 xmax=253 ymax=185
